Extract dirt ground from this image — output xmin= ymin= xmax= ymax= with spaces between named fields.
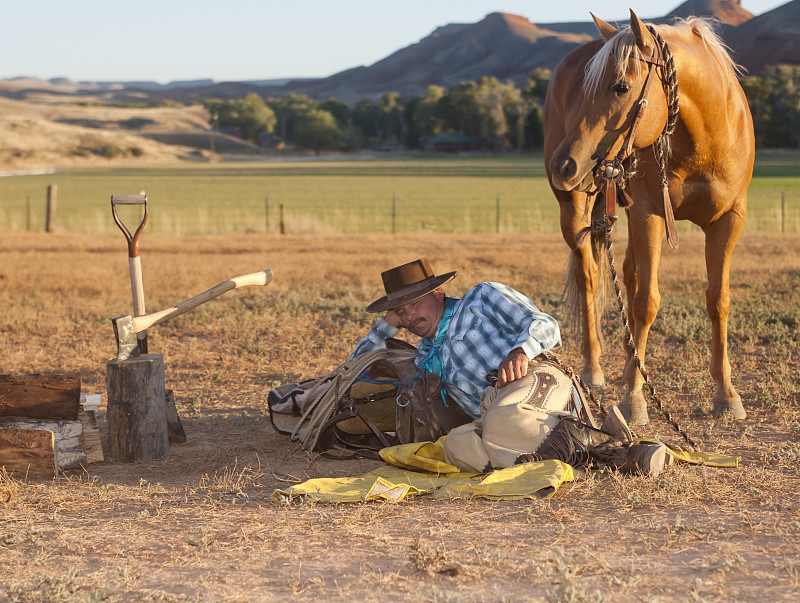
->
xmin=1 ymin=231 xmax=799 ymax=602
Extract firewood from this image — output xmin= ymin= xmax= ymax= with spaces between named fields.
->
xmin=0 ymin=428 xmax=57 ymax=478
xmin=0 ymin=374 xmax=80 ymax=420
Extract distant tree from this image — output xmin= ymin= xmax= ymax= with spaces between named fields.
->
xmin=294 ymin=109 xmax=342 ymax=153
xmin=352 ymin=99 xmax=382 ymax=144
xmin=269 ymin=93 xmax=318 ymax=142
xmin=236 ymin=93 xmax=277 ymax=140
xmin=440 ymin=81 xmax=481 ymax=138
xmin=406 ymin=85 xmax=446 ymax=147
xmin=742 ymin=66 xmax=800 ymax=148
xmin=320 ymin=97 xmax=351 ymax=129
xmin=378 ymin=92 xmax=406 ymax=143
xmin=340 ymin=125 xmax=365 ymax=151
xmin=521 ymin=68 xmax=551 ymax=150
xmin=523 ymin=68 xmax=551 ymax=105
xmin=523 ymin=105 xmax=545 ymax=150
xmin=202 ymin=94 xmax=275 ymax=141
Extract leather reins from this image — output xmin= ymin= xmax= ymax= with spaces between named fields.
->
xmin=593 ymin=30 xmax=678 ymax=249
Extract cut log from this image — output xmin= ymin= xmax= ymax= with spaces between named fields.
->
xmin=106 ymin=354 xmax=169 ymax=461
xmin=0 ymin=428 xmax=57 ymax=478
xmin=0 ymin=374 xmax=81 ymax=420
xmin=0 ymin=419 xmax=84 ymax=469
xmin=79 ymin=411 xmax=104 ymax=463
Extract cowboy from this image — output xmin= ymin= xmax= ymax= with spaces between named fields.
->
xmin=351 ymin=257 xmax=562 ymax=420
xmin=352 ymin=258 xmax=668 ymax=477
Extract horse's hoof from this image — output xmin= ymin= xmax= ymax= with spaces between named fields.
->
xmin=619 ymin=394 xmax=649 ymax=426
xmin=713 ymin=397 xmax=747 ymax=420
xmin=580 ymin=368 xmax=605 ymax=390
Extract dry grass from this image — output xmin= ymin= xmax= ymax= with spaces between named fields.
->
xmin=0 ymin=231 xmax=799 ymax=602
xmin=0 ymin=96 xmax=211 ymax=169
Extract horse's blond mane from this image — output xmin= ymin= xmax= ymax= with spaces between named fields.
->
xmin=583 ymin=17 xmax=739 ymax=97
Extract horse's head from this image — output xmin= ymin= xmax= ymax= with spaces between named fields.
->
xmin=548 ymin=10 xmax=669 ymax=193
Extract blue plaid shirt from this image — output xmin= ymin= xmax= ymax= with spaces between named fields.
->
xmin=350 ymin=282 xmax=561 ymax=418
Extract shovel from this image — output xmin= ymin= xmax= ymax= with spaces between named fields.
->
xmin=111 ymin=194 xmax=149 ymax=354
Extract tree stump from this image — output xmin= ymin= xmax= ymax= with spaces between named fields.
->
xmin=106 ymin=354 xmax=169 ymax=461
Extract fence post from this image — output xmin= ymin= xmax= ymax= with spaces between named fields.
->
xmin=265 ymin=193 xmax=270 ymax=233
xmin=392 ymin=192 xmax=396 ymax=234
xmin=781 ymin=191 xmax=786 ymax=234
xmin=45 ymin=184 xmax=57 ymax=233
xmin=26 ymin=196 xmax=31 ymax=231
xmin=496 ymin=193 xmax=500 ymax=234
xmin=279 ymin=203 xmax=285 ymax=235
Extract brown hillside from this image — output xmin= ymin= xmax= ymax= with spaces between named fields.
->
xmin=666 ymin=0 xmax=755 ymax=24
xmin=0 ymin=96 xmax=225 ymax=169
xmin=284 ymin=13 xmax=593 ymax=103
xmin=725 ymin=0 xmax=800 ymax=74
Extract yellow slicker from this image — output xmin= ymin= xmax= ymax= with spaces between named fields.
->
xmin=272 ymin=437 xmax=575 ymax=503
xmin=271 ymin=437 xmax=738 ymax=504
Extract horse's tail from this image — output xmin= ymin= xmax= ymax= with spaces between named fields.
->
xmin=559 ymin=196 xmax=610 ymax=348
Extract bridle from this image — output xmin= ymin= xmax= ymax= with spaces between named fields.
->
xmin=589 ymin=26 xmax=679 ymax=249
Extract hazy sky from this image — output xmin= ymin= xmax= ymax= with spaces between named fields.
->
xmin=0 ymin=0 xmax=789 ymax=82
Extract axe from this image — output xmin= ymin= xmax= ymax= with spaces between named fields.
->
xmin=112 ymin=269 xmax=273 ymax=362
xmin=111 ymin=194 xmax=149 ymax=353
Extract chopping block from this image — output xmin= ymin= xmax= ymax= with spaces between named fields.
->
xmin=106 ymin=354 xmax=170 ymax=461
xmin=106 ymin=269 xmax=273 ymax=462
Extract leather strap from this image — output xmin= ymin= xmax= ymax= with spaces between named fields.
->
xmin=617 ymin=45 xmax=664 ymax=164
xmin=663 ymin=183 xmax=679 ymax=249
xmin=604 ymin=177 xmax=617 ymax=220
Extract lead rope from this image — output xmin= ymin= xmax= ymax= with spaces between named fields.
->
xmin=649 ymin=25 xmax=680 ymax=249
xmin=602 ymin=222 xmax=698 ymax=450
xmin=539 ymin=351 xmax=608 ymax=419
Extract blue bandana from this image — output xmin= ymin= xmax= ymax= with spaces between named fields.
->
xmin=419 ymin=297 xmax=457 ymax=405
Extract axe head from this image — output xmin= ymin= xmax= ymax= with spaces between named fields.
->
xmin=112 ymin=315 xmax=141 ymax=362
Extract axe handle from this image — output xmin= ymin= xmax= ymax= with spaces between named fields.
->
xmin=131 ymin=269 xmax=273 ymax=333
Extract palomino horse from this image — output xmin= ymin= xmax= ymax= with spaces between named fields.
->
xmin=544 ymin=11 xmax=754 ymax=424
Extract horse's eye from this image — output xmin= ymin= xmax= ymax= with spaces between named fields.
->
xmin=613 ymin=82 xmax=630 ymax=95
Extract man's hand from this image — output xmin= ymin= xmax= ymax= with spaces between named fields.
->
xmin=497 ymin=347 xmax=529 ymax=388
xmin=384 ymin=309 xmax=403 ymax=329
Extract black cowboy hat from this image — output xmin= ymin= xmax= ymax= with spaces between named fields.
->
xmin=366 ymin=258 xmax=457 ymax=313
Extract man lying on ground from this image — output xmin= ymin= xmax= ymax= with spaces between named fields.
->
xmin=351 ymin=257 xmax=668 ymax=477
xmin=270 ymin=257 xmax=667 ymax=476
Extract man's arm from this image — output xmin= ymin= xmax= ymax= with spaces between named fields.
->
xmin=349 ymin=313 xmax=401 ymax=359
xmin=475 ymin=283 xmax=561 ymax=388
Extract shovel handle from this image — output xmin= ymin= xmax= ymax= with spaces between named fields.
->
xmin=132 ymin=269 xmax=273 ymax=333
xmin=111 ymin=194 xmax=148 ymax=258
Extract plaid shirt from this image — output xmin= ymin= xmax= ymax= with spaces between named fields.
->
xmin=351 ymin=282 xmax=562 ymax=418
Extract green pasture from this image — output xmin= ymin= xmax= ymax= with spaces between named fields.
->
xmin=0 ymin=152 xmax=798 ymax=235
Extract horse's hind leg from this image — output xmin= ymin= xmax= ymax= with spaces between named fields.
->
xmin=703 ymin=210 xmax=746 ymax=419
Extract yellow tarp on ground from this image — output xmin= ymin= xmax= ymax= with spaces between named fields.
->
xmin=272 ymin=460 xmax=574 ymax=503
xmin=664 ymin=446 xmax=740 ymax=468
xmin=271 ymin=437 xmax=738 ymax=504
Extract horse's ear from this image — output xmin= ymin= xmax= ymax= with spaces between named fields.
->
xmin=591 ymin=12 xmax=618 ymax=42
xmin=629 ymin=10 xmax=655 ymax=55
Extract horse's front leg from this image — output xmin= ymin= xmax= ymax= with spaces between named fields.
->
xmin=559 ymin=194 xmax=604 ymax=388
xmin=703 ymin=210 xmax=746 ymax=419
xmin=572 ymin=243 xmax=604 ymax=387
xmin=618 ymin=215 xmax=665 ymax=425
